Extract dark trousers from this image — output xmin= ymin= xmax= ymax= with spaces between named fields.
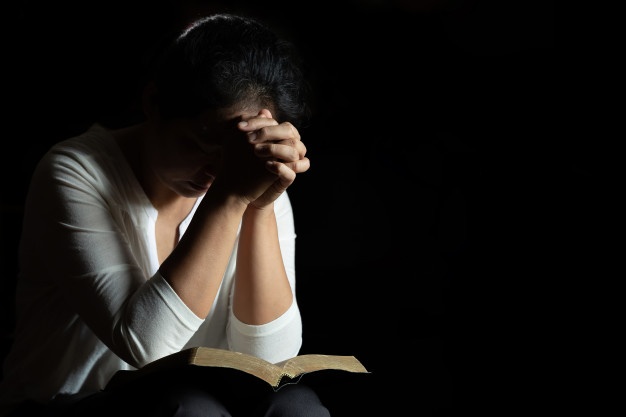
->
xmin=8 ymin=366 xmax=332 ymax=417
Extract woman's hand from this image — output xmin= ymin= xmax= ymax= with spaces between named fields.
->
xmin=237 ymin=109 xmax=310 ymax=208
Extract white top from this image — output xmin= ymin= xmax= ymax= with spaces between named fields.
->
xmin=0 ymin=124 xmax=302 ymax=415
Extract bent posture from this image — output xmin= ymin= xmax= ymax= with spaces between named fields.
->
xmin=0 ymin=13 xmax=330 ymax=417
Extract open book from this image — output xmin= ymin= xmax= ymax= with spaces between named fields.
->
xmin=106 ymin=346 xmax=369 ymax=391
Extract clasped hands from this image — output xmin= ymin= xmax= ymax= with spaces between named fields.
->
xmin=220 ymin=108 xmax=310 ymax=209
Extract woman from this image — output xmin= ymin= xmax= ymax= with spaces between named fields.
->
xmin=0 ymin=13 xmax=329 ymax=417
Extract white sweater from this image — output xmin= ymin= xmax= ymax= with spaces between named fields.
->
xmin=0 ymin=124 xmax=302 ymax=415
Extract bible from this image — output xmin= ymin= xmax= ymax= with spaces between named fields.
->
xmin=106 ymin=346 xmax=369 ymax=391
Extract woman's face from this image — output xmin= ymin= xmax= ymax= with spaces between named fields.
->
xmin=147 ymin=106 xmax=260 ymax=198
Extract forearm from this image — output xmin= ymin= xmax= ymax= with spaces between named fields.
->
xmin=233 ymin=204 xmax=294 ymax=324
xmin=159 ymin=188 xmax=248 ymax=319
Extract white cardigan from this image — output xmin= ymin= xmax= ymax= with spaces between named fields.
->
xmin=0 ymin=124 xmax=302 ymax=415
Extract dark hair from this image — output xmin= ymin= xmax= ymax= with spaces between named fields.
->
xmin=151 ymin=13 xmax=311 ymax=128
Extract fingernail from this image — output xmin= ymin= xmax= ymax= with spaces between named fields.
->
xmin=238 ymin=121 xmax=248 ymax=127
xmin=248 ymin=132 xmax=257 ymax=142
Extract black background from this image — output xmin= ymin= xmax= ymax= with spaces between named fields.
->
xmin=0 ymin=1 xmax=572 ymax=415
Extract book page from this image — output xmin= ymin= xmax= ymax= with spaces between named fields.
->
xmin=192 ymin=348 xmax=280 ymax=385
xmin=278 ymin=354 xmax=369 ymax=378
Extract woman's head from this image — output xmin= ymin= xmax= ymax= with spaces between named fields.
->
xmin=149 ymin=13 xmax=310 ymax=128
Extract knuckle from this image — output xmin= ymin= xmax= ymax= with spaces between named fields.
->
xmin=257 ymin=126 xmax=269 ymax=140
xmin=288 ymin=123 xmax=299 ymax=139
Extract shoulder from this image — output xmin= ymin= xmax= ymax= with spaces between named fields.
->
xmin=37 ymin=124 xmax=124 ymax=180
xmin=47 ymin=124 xmax=116 ymax=162
xmin=27 ymin=124 xmax=143 ymax=206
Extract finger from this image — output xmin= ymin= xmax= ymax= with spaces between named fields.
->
xmin=253 ymin=143 xmax=301 ymax=162
xmin=244 ymin=120 xmax=281 ymax=137
xmin=282 ymin=157 xmax=310 ymax=174
xmin=237 ymin=121 xmax=278 ymax=137
xmin=258 ymin=108 xmax=273 ymax=119
xmin=294 ymin=140 xmax=307 ymax=159
xmin=265 ymin=160 xmax=297 ymax=182
xmin=237 ymin=109 xmax=277 ymax=131
xmin=247 ymin=121 xmax=299 ymax=143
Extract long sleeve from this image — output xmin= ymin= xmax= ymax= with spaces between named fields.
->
xmin=17 ymin=130 xmax=203 ymax=367
xmin=0 ymin=124 xmax=303 ymax=410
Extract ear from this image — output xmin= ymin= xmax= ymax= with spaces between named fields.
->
xmin=141 ymin=81 xmax=160 ymax=120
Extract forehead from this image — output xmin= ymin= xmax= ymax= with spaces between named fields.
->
xmin=196 ymin=105 xmax=265 ymax=130
xmin=217 ymin=106 xmax=262 ymax=122
xmin=183 ymin=105 xmax=265 ymax=147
